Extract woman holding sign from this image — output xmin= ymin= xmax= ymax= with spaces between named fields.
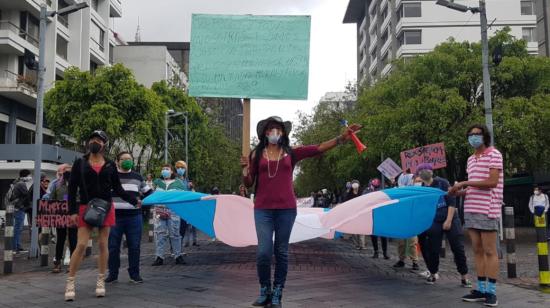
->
xmin=65 ymin=131 xmax=138 ymax=301
xmin=240 ymin=116 xmax=360 ymax=308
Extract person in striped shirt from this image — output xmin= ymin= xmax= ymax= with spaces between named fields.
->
xmin=450 ymin=124 xmax=503 ymax=307
xmin=106 ymin=151 xmax=153 ymax=284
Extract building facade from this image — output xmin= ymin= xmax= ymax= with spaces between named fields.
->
xmin=114 ymin=44 xmax=188 ymax=89
xmin=536 ymin=0 xmax=550 ymax=56
xmin=0 ymin=0 xmax=122 ymax=205
xmin=344 ymin=0 xmax=539 ymax=85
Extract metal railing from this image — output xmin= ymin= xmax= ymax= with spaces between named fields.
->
xmin=91 ymin=37 xmax=105 ymax=52
xmin=0 ymin=20 xmax=39 ymax=48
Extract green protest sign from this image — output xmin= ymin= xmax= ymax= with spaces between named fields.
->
xmin=189 ymin=14 xmax=311 ymax=100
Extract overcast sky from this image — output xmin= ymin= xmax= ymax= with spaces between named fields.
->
xmin=113 ymin=0 xmax=357 ymax=140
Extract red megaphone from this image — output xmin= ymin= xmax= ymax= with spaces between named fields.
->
xmin=350 ymin=130 xmax=367 ymax=156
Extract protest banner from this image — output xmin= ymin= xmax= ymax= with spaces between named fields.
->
xmin=36 ymin=200 xmax=75 ymax=228
xmin=377 ymin=158 xmax=402 ymax=180
xmin=400 ymin=142 xmax=447 ymax=174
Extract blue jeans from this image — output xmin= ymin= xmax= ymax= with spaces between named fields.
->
xmin=254 ymin=208 xmax=297 ymax=287
xmin=108 ymin=214 xmax=143 ymax=278
xmin=13 ymin=209 xmax=26 ymax=250
xmin=154 ymin=214 xmax=182 ymax=258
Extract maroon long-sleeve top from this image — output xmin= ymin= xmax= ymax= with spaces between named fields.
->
xmin=244 ymin=145 xmax=321 ymax=210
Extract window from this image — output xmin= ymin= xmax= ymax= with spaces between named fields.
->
xmin=109 ymin=44 xmax=114 ymax=64
xmin=57 ymin=0 xmax=69 ymax=27
xmin=381 ymin=30 xmax=388 ymax=43
xmin=19 ymin=12 xmax=39 ymax=47
xmin=399 ymin=30 xmax=422 ymax=45
xmin=398 ymin=2 xmax=422 ymax=20
xmin=16 ymin=126 xmax=34 ymax=144
xmin=521 ymin=1 xmax=534 ymax=15
xmin=0 ymin=122 xmax=6 ymax=144
xmin=382 ymin=6 xmax=389 ymax=20
xmin=370 ymin=49 xmax=376 ymax=62
xmin=90 ymin=21 xmax=105 ymax=51
xmin=522 ymin=27 xmax=537 ymax=42
xmin=90 ymin=61 xmax=99 ymax=73
xmin=56 ymin=35 xmax=68 ymax=60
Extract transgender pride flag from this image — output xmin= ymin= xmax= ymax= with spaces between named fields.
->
xmin=142 ymin=186 xmax=444 ymax=247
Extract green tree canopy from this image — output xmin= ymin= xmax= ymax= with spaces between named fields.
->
xmin=293 ymin=28 xmax=550 ymax=197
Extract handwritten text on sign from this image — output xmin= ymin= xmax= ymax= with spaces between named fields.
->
xmin=400 ymin=143 xmax=447 ymax=173
xmin=189 ymin=14 xmax=311 ymax=100
xmin=36 ymin=200 xmax=75 ymax=228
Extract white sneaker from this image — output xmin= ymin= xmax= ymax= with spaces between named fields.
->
xmin=419 ymin=270 xmax=431 ymax=278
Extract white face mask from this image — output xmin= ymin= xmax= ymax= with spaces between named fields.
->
xmin=266 ymin=129 xmax=281 ymax=145
xmin=414 ymin=182 xmax=423 ymax=186
xmin=351 ymin=183 xmax=359 ymax=189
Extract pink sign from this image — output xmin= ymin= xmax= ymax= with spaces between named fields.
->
xmin=400 ymin=142 xmax=447 ymax=174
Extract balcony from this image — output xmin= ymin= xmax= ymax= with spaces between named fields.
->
xmin=381 ymin=0 xmax=389 ymax=12
xmin=380 ymin=36 xmax=392 ymax=58
xmin=369 ymin=58 xmax=378 ymax=74
xmin=359 ymin=16 xmax=367 ymax=37
xmin=110 ymin=0 xmax=122 ymax=18
xmin=381 ymin=12 xmax=391 ymax=33
xmin=369 ymin=14 xmax=378 ymax=34
xmin=0 ymin=20 xmax=39 ymax=54
xmin=381 ymin=63 xmax=393 ymax=77
xmin=368 ymin=34 xmax=378 ymax=53
xmin=0 ymin=70 xmax=38 ymax=106
xmin=368 ymin=0 xmax=378 ymax=15
xmin=359 ymin=55 xmax=368 ymax=72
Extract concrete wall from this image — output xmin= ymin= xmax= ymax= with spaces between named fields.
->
xmin=114 ymin=45 xmax=167 ymax=88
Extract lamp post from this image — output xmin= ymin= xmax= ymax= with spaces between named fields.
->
xmin=164 ymin=109 xmax=186 ymax=164
xmin=436 ymin=0 xmax=494 ymax=145
xmin=29 ymin=1 xmax=88 ymax=258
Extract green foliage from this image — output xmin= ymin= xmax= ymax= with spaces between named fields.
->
xmin=294 ymin=28 xmax=550 ymax=196
xmin=45 ymin=65 xmax=241 ymax=193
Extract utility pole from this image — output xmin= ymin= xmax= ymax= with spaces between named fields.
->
xmin=479 ymin=0 xmax=494 ymax=145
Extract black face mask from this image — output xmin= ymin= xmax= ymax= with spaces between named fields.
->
xmin=63 ymin=171 xmax=71 ymax=181
xmin=89 ymin=142 xmax=102 ymax=154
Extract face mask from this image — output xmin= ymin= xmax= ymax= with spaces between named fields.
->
xmin=89 ymin=142 xmax=102 ymax=154
xmin=346 ymin=183 xmax=351 ymax=189
xmin=419 ymin=170 xmax=432 ymax=182
xmin=352 ymin=183 xmax=359 ymax=189
xmin=161 ymin=169 xmax=171 ymax=179
xmin=468 ymin=135 xmax=484 ymax=149
xmin=63 ymin=171 xmax=71 ymax=181
xmin=267 ymin=129 xmax=281 ymax=145
xmin=414 ymin=182 xmax=423 ymax=186
xmin=535 ymin=190 xmax=541 ymax=195
xmin=177 ymin=168 xmax=186 ymax=176
xmin=121 ymin=159 xmax=133 ymax=170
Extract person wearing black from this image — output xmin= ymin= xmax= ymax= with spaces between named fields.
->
xmin=49 ymin=165 xmax=77 ymax=273
xmin=416 ymin=163 xmax=471 ymax=287
xmin=64 ymin=131 xmax=138 ymax=301
xmin=10 ymin=169 xmax=33 ymax=253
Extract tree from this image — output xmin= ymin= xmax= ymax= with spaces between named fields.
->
xmin=293 ymin=27 xmax=550 ymax=196
xmin=44 ymin=64 xmax=165 ymax=164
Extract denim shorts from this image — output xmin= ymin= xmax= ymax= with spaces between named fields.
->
xmin=464 ymin=212 xmax=499 ymax=231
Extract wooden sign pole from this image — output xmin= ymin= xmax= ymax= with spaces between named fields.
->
xmin=242 ymin=98 xmax=251 ymax=156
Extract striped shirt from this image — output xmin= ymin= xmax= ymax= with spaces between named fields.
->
xmin=464 ymin=147 xmax=504 ymax=218
xmin=112 ymin=171 xmax=152 ymax=216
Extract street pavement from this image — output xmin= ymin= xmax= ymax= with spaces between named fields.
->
xmin=0 ymin=229 xmax=549 ymax=307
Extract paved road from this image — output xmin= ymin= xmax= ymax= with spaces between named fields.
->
xmin=1 ymin=233 xmax=549 ymax=307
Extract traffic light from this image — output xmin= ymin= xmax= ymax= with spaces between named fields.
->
xmin=24 ymin=49 xmax=39 ymax=71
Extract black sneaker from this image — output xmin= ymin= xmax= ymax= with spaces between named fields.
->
xmin=372 ymin=251 xmax=379 ymax=259
xmin=105 ymin=275 xmax=118 ymax=283
xmin=129 ymin=276 xmax=144 ymax=284
xmin=393 ymin=261 xmax=405 ymax=268
xmin=412 ymin=262 xmax=420 ymax=271
xmin=462 ymin=290 xmax=486 ymax=302
xmin=151 ymin=257 xmax=163 ymax=266
xmin=484 ymin=293 xmax=498 ymax=307
xmin=175 ymin=256 xmax=186 ymax=265
xmin=383 ymin=253 xmax=390 ymax=260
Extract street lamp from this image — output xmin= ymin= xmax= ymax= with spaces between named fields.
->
xmin=436 ymin=0 xmax=494 ymax=146
xmin=164 ymin=110 xmax=188 ymax=170
xmin=29 ymin=1 xmax=88 ymax=258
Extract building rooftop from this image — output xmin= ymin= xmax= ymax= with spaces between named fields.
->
xmin=343 ymin=0 xmax=366 ymax=23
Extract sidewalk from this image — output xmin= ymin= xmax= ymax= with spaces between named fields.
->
xmin=0 ymin=229 xmax=549 ymax=307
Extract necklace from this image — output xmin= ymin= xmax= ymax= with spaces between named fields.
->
xmin=265 ymin=148 xmax=282 ymax=178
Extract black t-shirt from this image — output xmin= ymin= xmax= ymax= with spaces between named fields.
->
xmin=426 ymin=177 xmax=456 ymax=222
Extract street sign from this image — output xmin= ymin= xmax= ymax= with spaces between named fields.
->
xmin=400 ymin=142 xmax=447 ymax=174
xmin=189 ymin=14 xmax=311 ymax=100
xmin=377 ymin=158 xmax=402 ymax=180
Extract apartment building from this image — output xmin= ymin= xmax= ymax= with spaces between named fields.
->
xmin=0 ymin=0 xmax=122 ymax=203
xmin=344 ymin=0 xmax=538 ymax=84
